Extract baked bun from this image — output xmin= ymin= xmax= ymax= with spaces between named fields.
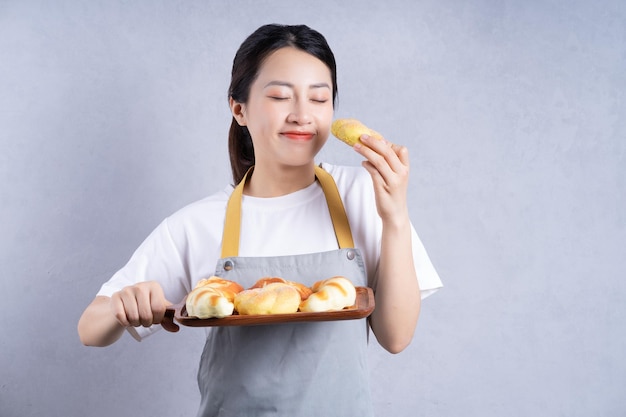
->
xmin=331 ymin=118 xmax=384 ymax=147
xmin=197 ymin=276 xmax=245 ymax=296
xmin=251 ymin=277 xmax=313 ymax=301
xmin=186 ymin=277 xmax=244 ymax=319
xmin=234 ymin=283 xmax=301 ymax=315
xmin=299 ymin=276 xmax=357 ymax=313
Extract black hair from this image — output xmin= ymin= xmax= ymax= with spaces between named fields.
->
xmin=227 ymin=24 xmax=338 ymax=184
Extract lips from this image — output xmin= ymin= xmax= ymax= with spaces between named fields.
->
xmin=282 ymin=131 xmax=314 ymax=140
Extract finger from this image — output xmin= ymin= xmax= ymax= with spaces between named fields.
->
xmin=150 ymin=291 xmax=168 ymax=324
xmin=361 ymin=135 xmax=409 ymax=175
xmin=385 ymin=144 xmax=410 ymax=185
xmin=110 ymin=293 xmax=130 ymax=327
xmin=361 ymin=138 xmax=411 ymax=191
xmin=358 ymin=134 xmax=389 ymax=153
xmin=360 ymin=135 xmax=399 ymax=163
xmin=361 ymin=160 xmax=383 ymax=184
xmin=118 ymin=289 xmax=142 ymax=327
xmin=355 ymin=136 xmax=396 ymax=180
xmin=391 ymin=143 xmax=410 ymax=167
xmin=135 ymin=288 xmax=155 ymax=327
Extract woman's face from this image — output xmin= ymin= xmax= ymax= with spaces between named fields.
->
xmin=231 ymin=47 xmax=334 ymax=169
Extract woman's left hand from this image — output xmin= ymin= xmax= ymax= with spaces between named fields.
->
xmin=354 ymin=133 xmax=420 ymax=353
xmin=354 ymin=134 xmax=410 ymax=224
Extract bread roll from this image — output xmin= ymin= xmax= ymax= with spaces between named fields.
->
xmin=234 ymin=283 xmax=301 ymax=315
xmin=251 ymin=277 xmax=313 ymax=301
xmin=331 ymin=118 xmax=384 ymax=147
xmin=195 ymin=276 xmax=244 ymax=298
xmin=299 ymin=276 xmax=357 ymax=313
xmin=186 ymin=276 xmax=244 ymax=319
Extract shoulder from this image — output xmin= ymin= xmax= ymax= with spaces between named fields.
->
xmin=320 ymin=162 xmax=374 ymax=201
xmin=164 ymin=186 xmax=232 ymax=234
xmin=319 ymin=163 xmax=378 ymax=228
xmin=320 ymin=162 xmax=372 ymax=191
xmin=173 ymin=186 xmax=231 ymax=217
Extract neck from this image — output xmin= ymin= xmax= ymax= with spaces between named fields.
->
xmin=244 ymin=162 xmax=316 ymax=197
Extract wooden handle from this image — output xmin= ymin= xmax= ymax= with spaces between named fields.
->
xmin=162 ymin=303 xmax=182 ymax=333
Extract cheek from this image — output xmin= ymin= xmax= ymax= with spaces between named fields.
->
xmin=245 ymin=103 xmax=275 ymax=133
xmin=258 ymin=102 xmax=285 ymax=125
xmin=318 ymin=107 xmax=334 ymax=132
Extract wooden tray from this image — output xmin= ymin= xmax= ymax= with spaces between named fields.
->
xmin=166 ymin=286 xmax=374 ymax=327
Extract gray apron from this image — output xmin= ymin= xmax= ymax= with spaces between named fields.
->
xmin=196 ymin=166 xmax=374 ymax=417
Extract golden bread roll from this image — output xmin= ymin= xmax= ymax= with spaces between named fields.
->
xmin=234 ymin=283 xmax=301 ymax=315
xmin=195 ymin=276 xmax=244 ymax=300
xmin=331 ymin=118 xmax=383 ymax=147
xmin=299 ymin=276 xmax=357 ymax=313
xmin=186 ymin=287 xmax=236 ymax=319
xmin=251 ymin=277 xmax=313 ymax=301
xmin=186 ymin=276 xmax=244 ymax=319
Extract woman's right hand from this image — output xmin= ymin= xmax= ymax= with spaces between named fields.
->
xmin=110 ymin=281 xmax=179 ymax=332
xmin=79 ymin=281 xmax=178 ymax=346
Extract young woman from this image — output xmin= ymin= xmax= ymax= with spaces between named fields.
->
xmin=78 ymin=24 xmax=442 ymax=416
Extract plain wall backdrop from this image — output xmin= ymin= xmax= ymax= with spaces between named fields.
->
xmin=1 ymin=1 xmax=625 ymax=416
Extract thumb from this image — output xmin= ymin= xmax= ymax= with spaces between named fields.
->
xmin=161 ymin=299 xmax=180 ymax=333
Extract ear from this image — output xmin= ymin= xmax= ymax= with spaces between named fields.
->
xmin=229 ymin=97 xmax=247 ymax=126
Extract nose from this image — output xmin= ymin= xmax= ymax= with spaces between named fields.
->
xmin=286 ymin=99 xmax=312 ymax=125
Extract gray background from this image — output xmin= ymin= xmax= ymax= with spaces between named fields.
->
xmin=1 ymin=1 xmax=624 ymax=416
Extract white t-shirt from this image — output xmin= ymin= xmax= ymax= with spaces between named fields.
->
xmin=97 ymin=163 xmax=443 ymax=340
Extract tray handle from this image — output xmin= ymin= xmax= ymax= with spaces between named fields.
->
xmin=163 ymin=302 xmax=182 ymax=333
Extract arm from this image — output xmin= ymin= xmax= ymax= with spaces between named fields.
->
xmin=78 ymin=296 xmax=125 ymax=347
xmin=354 ymin=135 xmax=420 ymax=354
xmin=78 ymin=281 xmax=179 ymax=347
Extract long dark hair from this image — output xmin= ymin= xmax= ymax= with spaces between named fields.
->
xmin=228 ymin=24 xmax=338 ymax=184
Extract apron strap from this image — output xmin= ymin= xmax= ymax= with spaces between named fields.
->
xmin=221 ymin=165 xmax=355 ymax=258
xmin=313 ymin=165 xmax=355 ymax=250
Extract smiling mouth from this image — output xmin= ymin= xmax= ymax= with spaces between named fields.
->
xmin=282 ymin=132 xmax=314 ymax=140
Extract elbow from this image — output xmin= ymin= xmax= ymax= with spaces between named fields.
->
xmin=77 ymin=331 xmax=91 ymax=347
xmin=77 ymin=296 xmax=121 ymax=347
xmin=78 ymin=335 xmax=95 ymax=347
xmin=372 ymin=324 xmax=415 ymax=354
xmin=370 ymin=311 xmax=419 ymax=354
xmin=381 ymin=336 xmax=413 ymax=354
xmin=77 ymin=314 xmax=109 ymax=347
xmin=77 ymin=319 xmax=95 ymax=347
xmin=77 ymin=328 xmax=109 ymax=348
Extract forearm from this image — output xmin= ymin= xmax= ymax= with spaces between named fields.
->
xmin=77 ymin=296 xmax=126 ymax=347
xmin=369 ymin=215 xmax=421 ymax=354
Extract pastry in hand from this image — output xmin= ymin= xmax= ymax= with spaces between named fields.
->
xmin=299 ymin=276 xmax=357 ymax=313
xmin=331 ymin=118 xmax=384 ymax=147
xmin=234 ymin=283 xmax=301 ymax=315
xmin=186 ymin=276 xmax=244 ymax=319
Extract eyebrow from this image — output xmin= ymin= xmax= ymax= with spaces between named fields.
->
xmin=263 ymin=81 xmax=331 ymax=90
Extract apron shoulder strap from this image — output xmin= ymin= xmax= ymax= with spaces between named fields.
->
xmin=221 ymin=165 xmax=355 ymax=258
xmin=313 ymin=165 xmax=355 ymax=250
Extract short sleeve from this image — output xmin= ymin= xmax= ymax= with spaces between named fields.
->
xmin=322 ymin=162 xmax=442 ymax=300
xmin=96 ymin=218 xmax=192 ymax=340
xmin=410 ymin=225 xmax=443 ymax=299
